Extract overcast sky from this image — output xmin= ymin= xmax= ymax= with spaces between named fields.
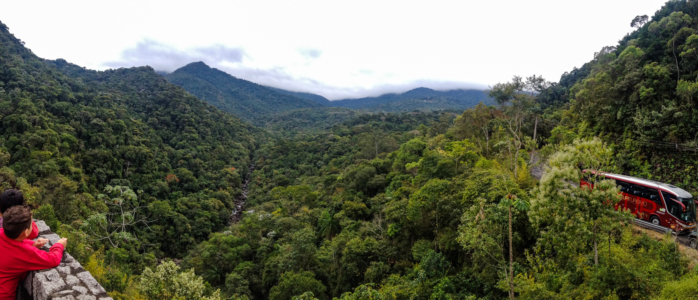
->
xmin=1 ymin=0 xmax=669 ymax=100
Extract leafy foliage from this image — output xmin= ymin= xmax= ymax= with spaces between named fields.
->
xmin=6 ymin=2 xmax=698 ymax=299
xmin=331 ymin=87 xmax=494 ymax=112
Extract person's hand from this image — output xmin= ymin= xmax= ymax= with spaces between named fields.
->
xmin=32 ymin=238 xmax=48 ymax=248
xmin=56 ymin=238 xmax=67 ymax=247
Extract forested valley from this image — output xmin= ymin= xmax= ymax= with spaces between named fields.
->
xmin=5 ymin=0 xmax=698 ymax=299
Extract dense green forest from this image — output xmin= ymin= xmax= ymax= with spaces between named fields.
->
xmin=329 ymin=87 xmax=495 ymax=112
xmin=261 ymin=107 xmax=361 ymax=137
xmin=0 ymin=20 xmax=262 ymax=298
xmin=5 ymin=0 xmax=698 ymax=299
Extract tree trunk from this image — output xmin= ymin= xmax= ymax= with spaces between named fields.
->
xmin=509 ymin=205 xmax=515 ymax=300
xmin=513 ymin=142 xmax=519 ymax=179
xmin=594 ymin=220 xmax=598 ymax=265
xmin=532 ymin=116 xmax=538 ymax=142
xmin=673 ymin=36 xmax=681 ymax=81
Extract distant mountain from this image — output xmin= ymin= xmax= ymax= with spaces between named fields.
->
xmin=165 ymin=62 xmax=321 ymax=124
xmin=331 ymin=87 xmax=493 ymax=111
xmin=266 ymin=87 xmax=331 ymax=106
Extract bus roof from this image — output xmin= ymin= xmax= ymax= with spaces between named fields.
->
xmin=585 ymin=170 xmax=693 ymax=199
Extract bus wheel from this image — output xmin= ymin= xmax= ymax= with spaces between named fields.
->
xmin=690 ymin=238 xmax=697 ymax=249
xmin=650 ymin=216 xmax=660 ymax=226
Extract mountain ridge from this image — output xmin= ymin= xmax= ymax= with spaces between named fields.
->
xmin=329 ymin=87 xmax=494 ymax=111
xmin=165 ymin=62 xmax=321 ymax=125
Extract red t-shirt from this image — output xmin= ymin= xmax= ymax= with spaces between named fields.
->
xmin=0 ymin=228 xmax=64 ymax=299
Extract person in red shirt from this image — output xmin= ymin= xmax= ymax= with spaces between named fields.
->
xmin=0 ymin=206 xmax=67 ymax=299
xmin=0 ymin=189 xmax=38 ymax=239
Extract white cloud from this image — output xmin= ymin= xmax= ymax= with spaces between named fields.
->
xmin=0 ymin=0 xmax=668 ymax=100
xmin=104 ymin=40 xmax=246 ymax=72
xmin=298 ymin=48 xmax=322 ymax=59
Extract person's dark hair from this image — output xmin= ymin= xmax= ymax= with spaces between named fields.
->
xmin=0 ymin=189 xmax=24 ymax=214
xmin=3 ymin=206 xmax=32 ymax=239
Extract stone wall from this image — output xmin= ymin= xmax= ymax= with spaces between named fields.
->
xmin=16 ymin=220 xmax=111 ymax=300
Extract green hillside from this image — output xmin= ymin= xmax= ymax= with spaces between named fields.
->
xmin=180 ymin=1 xmax=698 ymax=299
xmin=262 ymin=107 xmax=361 ymax=136
xmin=331 ymin=87 xmax=494 ymax=111
xmin=266 ymin=87 xmax=332 ymax=106
xmin=540 ymin=0 xmax=698 ymax=192
xmin=8 ymin=0 xmax=698 ymax=299
xmin=165 ymin=62 xmax=322 ymax=125
xmin=0 ymin=20 xmax=264 ymax=290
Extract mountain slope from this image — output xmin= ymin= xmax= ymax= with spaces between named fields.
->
xmin=262 ymin=107 xmax=360 ymax=135
xmin=538 ymin=0 xmax=698 ymax=192
xmin=0 ymin=20 xmax=263 ymax=261
xmin=331 ymin=87 xmax=494 ymax=111
xmin=165 ymin=62 xmax=321 ymax=124
xmin=266 ymin=86 xmax=332 ymax=106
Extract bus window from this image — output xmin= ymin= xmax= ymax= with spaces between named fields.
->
xmin=645 ymin=188 xmax=662 ymax=206
xmin=616 ymin=180 xmax=630 ymax=193
xmin=632 ymin=185 xmax=646 ymax=197
xmin=662 ymin=191 xmax=683 ymax=219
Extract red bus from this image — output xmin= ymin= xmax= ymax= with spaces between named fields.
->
xmin=581 ymin=171 xmax=696 ymax=233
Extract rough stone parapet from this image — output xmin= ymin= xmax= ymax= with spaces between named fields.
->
xmin=16 ymin=220 xmax=111 ymax=300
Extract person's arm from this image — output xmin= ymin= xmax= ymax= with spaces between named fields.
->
xmin=25 ymin=238 xmax=48 ymax=248
xmin=19 ymin=242 xmax=65 ymax=271
xmin=27 ymin=221 xmax=39 ymax=240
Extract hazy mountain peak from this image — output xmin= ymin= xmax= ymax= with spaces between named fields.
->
xmin=165 ymin=61 xmax=323 ymax=124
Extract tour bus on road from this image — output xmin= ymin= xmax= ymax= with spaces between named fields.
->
xmin=581 ymin=171 xmax=697 ymax=233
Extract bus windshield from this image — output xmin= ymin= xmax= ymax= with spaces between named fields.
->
xmin=678 ymin=197 xmax=697 ymax=223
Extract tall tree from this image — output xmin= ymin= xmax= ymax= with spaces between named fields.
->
xmin=530 ymin=138 xmax=626 ymax=266
xmin=499 ymin=193 xmax=530 ymax=300
xmin=631 ymin=14 xmax=649 ymax=29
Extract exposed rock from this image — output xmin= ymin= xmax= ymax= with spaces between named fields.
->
xmin=76 ymin=272 xmax=105 ymax=295
xmin=34 ymin=221 xmax=51 ymax=235
xmin=71 ymin=286 xmax=87 ymax=294
xmin=41 ymin=234 xmax=60 ymax=246
xmin=33 ymin=269 xmax=65 ymax=300
xmin=230 ymin=163 xmax=255 ymax=224
xmin=529 ymin=151 xmax=545 ymax=180
xmin=65 ymin=276 xmax=80 ymax=286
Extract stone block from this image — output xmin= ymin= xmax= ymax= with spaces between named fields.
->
xmin=71 ymin=286 xmax=87 ymax=294
xmin=23 ymin=271 xmax=34 ymax=297
xmin=41 ymin=233 xmax=61 ymax=246
xmin=63 ymin=254 xmax=75 ymax=263
xmin=34 ymin=269 xmax=66 ymax=300
xmin=67 ymin=262 xmax=83 ymax=271
xmin=76 ymin=272 xmax=105 ymax=295
xmin=34 ymin=220 xmax=51 ymax=234
xmin=65 ymin=275 xmax=80 ymax=286
xmin=22 ymin=219 xmax=109 ymax=300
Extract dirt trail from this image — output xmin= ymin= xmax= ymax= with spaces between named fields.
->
xmin=230 ymin=163 xmax=255 ymax=224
